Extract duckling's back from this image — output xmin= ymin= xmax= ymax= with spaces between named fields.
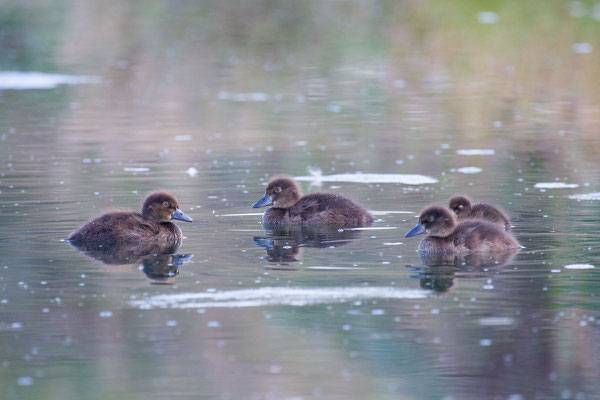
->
xmin=468 ymin=203 xmax=511 ymax=231
xmin=451 ymin=220 xmax=518 ymax=253
xmin=288 ymin=193 xmax=374 ymax=227
xmin=69 ymin=211 xmax=180 ymax=244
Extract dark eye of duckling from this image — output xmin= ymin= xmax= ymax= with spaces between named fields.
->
xmin=162 ymin=201 xmax=170 ymax=207
xmin=274 ymin=186 xmax=282 ymax=193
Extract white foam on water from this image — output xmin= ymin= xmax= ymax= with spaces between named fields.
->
xmin=370 ymin=210 xmax=414 ymax=215
xmin=572 ymin=42 xmax=593 ymax=54
xmin=477 ymin=11 xmax=499 ymax=24
xmin=219 ymin=212 xmax=265 ymax=217
xmin=457 ymin=167 xmax=483 ymax=174
xmin=564 ymin=264 xmax=595 ymax=270
xmin=534 ymin=182 xmax=579 ymax=189
xmin=456 ymin=149 xmax=495 ymax=156
xmin=294 ymin=172 xmax=438 ymax=185
xmin=568 ymin=192 xmax=600 ymax=201
xmin=478 ymin=317 xmax=515 ymax=326
xmin=123 ymin=167 xmax=150 ymax=172
xmin=344 ymin=227 xmax=398 ymax=231
xmin=218 ymin=91 xmax=269 ymax=102
xmin=383 ymin=242 xmax=403 ymax=245
xmin=305 ymin=266 xmax=366 ymax=270
xmin=129 ymin=286 xmax=429 ymax=309
xmin=0 ymin=71 xmax=101 ymax=90
xmin=185 ymin=167 xmax=198 ymax=177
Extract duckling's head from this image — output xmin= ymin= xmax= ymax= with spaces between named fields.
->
xmin=405 ymin=206 xmax=457 ymax=238
xmin=449 ymin=195 xmax=472 ymax=217
xmin=142 ymin=192 xmax=193 ymax=223
xmin=253 ymin=176 xmax=302 ymax=209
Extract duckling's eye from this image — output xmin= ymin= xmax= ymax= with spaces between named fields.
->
xmin=427 ymin=216 xmax=434 ymax=222
xmin=162 ymin=201 xmax=170 ymax=207
xmin=274 ymin=186 xmax=282 ymax=193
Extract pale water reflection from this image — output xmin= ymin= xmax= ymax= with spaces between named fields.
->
xmin=2 ymin=0 xmax=600 ymax=399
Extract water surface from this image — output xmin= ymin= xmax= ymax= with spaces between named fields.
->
xmin=2 ymin=1 xmax=600 ymax=399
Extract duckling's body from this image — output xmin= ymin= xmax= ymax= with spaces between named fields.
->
xmin=449 ymin=195 xmax=511 ymax=231
xmin=405 ymin=205 xmax=519 ymax=254
xmin=68 ymin=192 xmax=192 ymax=245
xmin=253 ymin=177 xmax=374 ymax=228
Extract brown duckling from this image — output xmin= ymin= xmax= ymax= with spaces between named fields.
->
xmin=69 ymin=192 xmax=192 ymax=245
xmin=449 ymin=195 xmax=511 ymax=231
xmin=252 ymin=176 xmax=374 ymax=228
xmin=405 ymin=205 xmax=519 ymax=254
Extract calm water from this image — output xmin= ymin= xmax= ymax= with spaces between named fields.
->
xmin=2 ymin=1 xmax=600 ymax=399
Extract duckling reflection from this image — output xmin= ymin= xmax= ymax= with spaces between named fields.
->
xmin=69 ymin=240 xmax=192 ymax=284
xmin=253 ymin=226 xmax=362 ymax=264
xmin=412 ymin=247 xmax=517 ymax=293
xmin=417 ymin=248 xmax=517 ymax=268
xmin=414 ymin=265 xmax=455 ymax=293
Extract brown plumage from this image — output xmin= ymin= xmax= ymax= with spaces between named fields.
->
xmin=252 ymin=176 xmax=374 ymax=228
xmin=68 ymin=192 xmax=193 ymax=245
xmin=405 ymin=205 xmax=519 ymax=254
xmin=449 ymin=195 xmax=511 ymax=231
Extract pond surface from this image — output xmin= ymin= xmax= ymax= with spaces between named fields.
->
xmin=2 ymin=1 xmax=600 ymax=399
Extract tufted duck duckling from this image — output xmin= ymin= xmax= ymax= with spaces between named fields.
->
xmin=252 ymin=176 xmax=374 ymax=228
xmin=405 ymin=205 xmax=519 ymax=254
xmin=68 ymin=192 xmax=192 ymax=245
xmin=449 ymin=195 xmax=511 ymax=231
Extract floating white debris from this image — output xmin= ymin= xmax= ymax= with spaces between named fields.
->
xmin=294 ymin=172 xmax=438 ymax=185
xmin=383 ymin=242 xmax=403 ymax=245
xmin=305 ymin=266 xmax=366 ymax=270
xmin=345 ymin=227 xmax=398 ymax=231
xmin=456 ymin=149 xmax=495 ymax=156
xmin=478 ymin=317 xmax=515 ymax=326
xmin=17 ymin=376 xmax=34 ymax=386
xmin=572 ymin=42 xmax=593 ymax=54
xmin=185 ymin=167 xmax=198 ymax=177
xmin=129 ymin=286 xmax=429 ymax=309
xmin=479 ymin=339 xmax=493 ymax=346
xmin=0 ymin=71 xmax=101 ymax=90
xmin=219 ymin=212 xmax=264 ymax=217
xmin=568 ymin=192 xmax=600 ymax=201
xmin=327 ymin=103 xmax=342 ymax=113
xmin=175 ymin=135 xmax=192 ymax=141
xmin=457 ymin=167 xmax=483 ymax=174
xmin=218 ymin=91 xmax=269 ymax=102
xmin=99 ymin=311 xmax=113 ymax=318
xmin=123 ymin=167 xmax=150 ymax=172
xmin=564 ymin=264 xmax=595 ymax=270
xmin=534 ymin=182 xmax=579 ymax=189
xmin=370 ymin=210 xmax=414 ymax=215
xmin=477 ymin=11 xmax=499 ymax=24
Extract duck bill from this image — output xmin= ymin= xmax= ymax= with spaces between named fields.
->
xmin=172 ymin=208 xmax=193 ymax=222
xmin=405 ymin=221 xmax=425 ymax=237
xmin=253 ymin=193 xmax=273 ymax=208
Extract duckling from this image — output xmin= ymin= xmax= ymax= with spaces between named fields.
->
xmin=405 ymin=205 xmax=519 ymax=254
xmin=252 ymin=176 xmax=374 ymax=228
xmin=449 ymin=195 xmax=511 ymax=231
xmin=68 ymin=192 xmax=193 ymax=245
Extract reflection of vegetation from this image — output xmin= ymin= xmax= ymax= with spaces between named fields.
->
xmin=0 ymin=2 xmax=64 ymax=70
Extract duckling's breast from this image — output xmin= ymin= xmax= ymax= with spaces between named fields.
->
xmin=261 ymin=208 xmax=290 ymax=228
